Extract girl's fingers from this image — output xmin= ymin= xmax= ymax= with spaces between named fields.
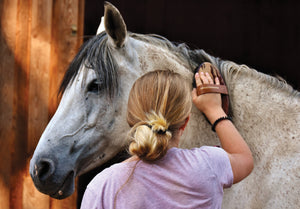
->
xmin=196 ymin=71 xmax=221 ymax=86
xmin=199 ymin=72 xmax=208 ymax=84
xmin=215 ymin=77 xmax=220 ymax=85
xmin=206 ymin=72 xmax=214 ymax=84
xmin=195 ymin=72 xmax=202 ymax=86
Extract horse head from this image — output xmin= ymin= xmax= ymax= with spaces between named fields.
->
xmin=29 ymin=2 xmax=204 ymax=199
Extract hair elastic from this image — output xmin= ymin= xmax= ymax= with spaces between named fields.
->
xmin=145 ymin=124 xmax=168 ymax=135
xmin=145 ymin=124 xmax=152 ymax=129
xmin=211 ymin=116 xmax=232 ymax=132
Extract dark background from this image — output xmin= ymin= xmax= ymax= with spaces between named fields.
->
xmin=78 ymin=0 xmax=300 ymax=207
xmin=84 ymin=0 xmax=300 ymax=90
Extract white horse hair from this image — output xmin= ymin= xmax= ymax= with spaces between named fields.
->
xmin=97 ymin=16 xmax=105 ymax=34
xmin=30 ymin=2 xmax=300 ymax=208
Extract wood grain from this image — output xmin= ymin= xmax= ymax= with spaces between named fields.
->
xmin=0 ymin=0 xmax=84 ymax=208
xmin=0 ymin=0 xmax=18 ymax=208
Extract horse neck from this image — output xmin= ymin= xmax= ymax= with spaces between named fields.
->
xmin=220 ymin=60 xmax=300 ymax=143
xmin=196 ymin=50 xmax=300 ymax=115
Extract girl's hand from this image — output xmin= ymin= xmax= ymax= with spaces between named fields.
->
xmin=192 ymin=72 xmax=226 ymax=123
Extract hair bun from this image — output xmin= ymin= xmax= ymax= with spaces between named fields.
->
xmin=128 ymin=111 xmax=172 ymax=162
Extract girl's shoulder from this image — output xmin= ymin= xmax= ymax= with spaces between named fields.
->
xmin=86 ymin=161 xmax=136 ymax=191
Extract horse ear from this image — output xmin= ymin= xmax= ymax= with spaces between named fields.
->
xmin=104 ymin=2 xmax=127 ymax=47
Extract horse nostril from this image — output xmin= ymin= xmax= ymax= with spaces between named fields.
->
xmin=36 ymin=158 xmax=55 ymax=182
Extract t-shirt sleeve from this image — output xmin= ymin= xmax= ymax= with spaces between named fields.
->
xmin=80 ymin=164 xmax=124 ymax=209
xmin=201 ymin=146 xmax=233 ymax=188
xmin=80 ymin=168 xmax=113 ymax=209
xmin=80 ymin=186 xmax=102 ymax=209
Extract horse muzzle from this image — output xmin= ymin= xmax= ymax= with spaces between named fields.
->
xmin=29 ymin=155 xmax=76 ymax=199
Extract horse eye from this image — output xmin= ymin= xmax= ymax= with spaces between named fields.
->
xmin=87 ymin=79 xmax=102 ymax=93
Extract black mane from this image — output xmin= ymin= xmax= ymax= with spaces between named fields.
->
xmin=59 ymin=32 xmax=211 ymax=99
xmin=59 ymin=32 xmax=118 ymax=98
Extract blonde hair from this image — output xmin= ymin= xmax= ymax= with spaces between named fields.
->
xmin=126 ymin=70 xmax=192 ymax=161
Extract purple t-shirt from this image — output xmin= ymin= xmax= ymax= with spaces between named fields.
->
xmin=80 ymin=146 xmax=233 ymax=209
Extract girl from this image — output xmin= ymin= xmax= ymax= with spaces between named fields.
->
xmin=81 ymin=64 xmax=253 ymax=209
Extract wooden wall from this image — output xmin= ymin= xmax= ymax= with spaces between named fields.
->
xmin=0 ymin=0 xmax=84 ymax=208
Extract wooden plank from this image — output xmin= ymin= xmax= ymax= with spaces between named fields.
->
xmin=48 ymin=0 xmax=83 ymax=118
xmin=0 ymin=0 xmax=18 ymax=208
xmin=27 ymin=0 xmax=52 ymax=162
xmin=23 ymin=0 xmax=54 ymax=208
xmin=23 ymin=161 xmax=50 ymax=209
xmin=77 ymin=0 xmax=85 ymax=49
xmin=10 ymin=0 xmax=31 ymax=208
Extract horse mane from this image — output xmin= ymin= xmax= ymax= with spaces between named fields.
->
xmin=59 ymin=31 xmax=299 ymax=100
xmin=59 ymin=31 xmax=210 ymax=98
xmin=131 ymin=33 xmax=300 ymax=98
xmin=216 ymin=59 xmax=300 ymax=98
xmin=59 ymin=32 xmax=118 ymax=98
xmin=129 ymin=33 xmax=211 ymax=71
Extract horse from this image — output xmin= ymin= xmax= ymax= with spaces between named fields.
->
xmin=30 ymin=2 xmax=300 ymax=208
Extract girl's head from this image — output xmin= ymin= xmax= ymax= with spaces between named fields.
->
xmin=126 ymin=70 xmax=192 ymax=161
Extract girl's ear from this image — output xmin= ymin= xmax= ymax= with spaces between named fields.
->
xmin=180 ymin=115 xmax=190 ymax=132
